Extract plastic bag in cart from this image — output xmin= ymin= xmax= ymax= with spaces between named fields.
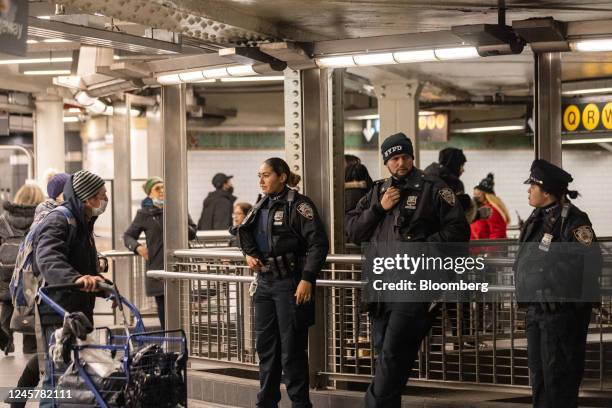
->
xmin=125 ymin=343 xmax=187 ymax=408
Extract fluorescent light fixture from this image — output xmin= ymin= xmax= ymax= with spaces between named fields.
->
xmin=454 ymin=125 xmax=524 ymax=134
xmin=316 ymin=56 xmax=356 ymax=68
xmin=562 ymin=137 xmax=612 ymax=145
xmin=354 ymin=52 xmax=395 ymax=66
xmin=178 ymin=71 xmax=204 ymax=82
xmin=67 ymin=108 xmax=81 ymax=113
xmin=0 ymin=57 xmax=72 ymax=65
xmin=37 ymin=16 xmax=51 ymax=20
xmin=202 ymin=67 xmax=231 ymax=79
xmin=26 ymin=40 xmax=38 ymax=44
xmin=393 ymin=49 xmax=437 ymax=63
xmin=157 ymin=64 xmax=262 ymax=84
xmin=562 ymin=87 xmax=612 ymax=96
xmin=63 ymin=116 xmax=79 ymax=123
xmin=23 ymin=69 xmax=71 ymax=75
xmin=572 ymin=39 xmax=612 ymax=52
xmin=157 ymin=74 xmax=181 ymax=85
xmin=434 ymin=46 xmax=479 ymax=60
xmin=194 ymin=79 xmax=217 ymax=83
xmin=43 ymin=38 xmax=71 ymax=43
xmin=226 ymin=65 xmax=256 ymax=76
xmin=346 ymin=110 xmax=440 ymax=120
xmin=220 ymin=76 xmax=285 ymax=82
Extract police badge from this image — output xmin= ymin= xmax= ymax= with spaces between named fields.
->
xmin=404 ymin=195 xmax=418 ymax=210
xmin=297 ymin=202 xmax=314 ymax=220
xmin=573 ymin=226 xmax=594 ymax=246
xmin=273 ymin=210 xmax=284 ymax=226
xmin=439 ymin=188 xmax=456 ymax=206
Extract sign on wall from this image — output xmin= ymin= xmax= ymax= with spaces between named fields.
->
xmin=0 ymin=0 xmax=28 ymax=56
xmin=562 ymin=100 xmax=612 ymax=133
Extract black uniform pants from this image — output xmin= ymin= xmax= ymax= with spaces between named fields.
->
xmin=364 ymin=303 xmax=434 ymax=408
xmin=526 ymin=304 xmax=591 ymax=408
xmin=254 ymin=275 xmax=311 ymax=408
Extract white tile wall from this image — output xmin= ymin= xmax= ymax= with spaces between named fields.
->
xmin=189 ymin=149 xmax=612 ymax=236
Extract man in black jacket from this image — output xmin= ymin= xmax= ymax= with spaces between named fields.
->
xmin=514 ymin=159 xmax=602 ymax=408
xmin=346 ymin=133 xmax=470 ymax=408
xmin=34 ymin=170 xmax=107 ymax=407
xmin=197 ymin=173 xmax=236 ymax=230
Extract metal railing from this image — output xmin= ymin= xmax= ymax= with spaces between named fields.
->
xmin=148 ymin=241 xmax=612 ymax=392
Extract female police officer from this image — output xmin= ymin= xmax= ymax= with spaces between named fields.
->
xmin=236 ymin=157 xmax=329 ymax=408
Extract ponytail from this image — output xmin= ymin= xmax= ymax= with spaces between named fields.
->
xmin=264 ymin=157 xmax=301 ymax=187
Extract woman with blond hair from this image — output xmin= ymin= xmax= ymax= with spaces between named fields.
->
xmin=470 ymin=173 xmax=510 ymax=239
xmin=0 ymin=183 xmax=44 ymax=355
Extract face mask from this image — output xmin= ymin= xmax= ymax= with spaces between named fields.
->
xmin=153 ymin=198 xmax=164 ymax=207
xmin=92 ymin=199 xmax=108 ymax=216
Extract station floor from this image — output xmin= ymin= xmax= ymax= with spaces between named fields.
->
xmin=0 ymin=314 xmax=609 ymax=407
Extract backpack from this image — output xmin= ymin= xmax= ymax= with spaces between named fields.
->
xmin=0 ymin=217 xmax=25 ymax=302
xmin=9 ymin=206 xmax=77 ymax=318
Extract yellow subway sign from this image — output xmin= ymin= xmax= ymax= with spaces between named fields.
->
xmin=563 ymin=101 xmax=612 ymax=132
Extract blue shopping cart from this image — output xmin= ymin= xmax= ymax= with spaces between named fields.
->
xmin=37 ymin=281 xmax=188 ymax=407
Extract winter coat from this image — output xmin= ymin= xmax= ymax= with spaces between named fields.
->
xmin=346 ymin=167 xmax=470 ymax=245
xmin=124 ymin=199 xmax=197 ymax=296
xmin=470 ymin=203 xmax=508 ymax=240
xmin=345 ymin=181 xmax=370 ymax=214
xmin=33 ymin=176 xmax=101 ymax=325
xmin=0 ymin=202 xmax=36 ymax=300
xmin=197 ymin=189 xmax=236 ymax=230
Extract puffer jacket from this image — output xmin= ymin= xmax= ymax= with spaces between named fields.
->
xmin=0 ymin=202 xmax=36 ymax=300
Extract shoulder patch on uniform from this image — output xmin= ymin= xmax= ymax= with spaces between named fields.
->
xmin=297 ymin=202 xmax=314 ymax=220
xmin=439 ymin=188 xmax=456 ymax=206
xmin=573 ymin=226 xmax=594 ymax=246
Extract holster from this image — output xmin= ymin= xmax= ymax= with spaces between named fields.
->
xmin=266 ymin=253 xmax=297 ymax=279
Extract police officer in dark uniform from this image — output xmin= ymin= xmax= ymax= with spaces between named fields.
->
xmin=236 ymin=157 xmax=329 ymax=408
xmin=346 ymin=133 xmax=470 ymax=408
xmin=514 ymin=159 xmax=602 ymax=408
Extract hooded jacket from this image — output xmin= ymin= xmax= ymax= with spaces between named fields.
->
xmin=124 ymin=198 xmax=197 ymax=296
xmin=34 ymin=175 xmax=101 ymax=325
xmin=197 ymin=189 xmax=236 ymax=230
xmin=0 ymin=202 xmax=36 ymax=299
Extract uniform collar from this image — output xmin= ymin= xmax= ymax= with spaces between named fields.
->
xmin=397 ymin=167 xmax=425 ymax=190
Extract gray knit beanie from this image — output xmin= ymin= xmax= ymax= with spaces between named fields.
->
xmin=72 ymin=170 xmax=105 ymax=201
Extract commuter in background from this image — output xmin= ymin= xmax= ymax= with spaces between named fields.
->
xmin=345 ymin=156 xmax=373 ymax=213
xmin=0 ymin=183 xmax=44 ymax=355
xmin=470 ymin=173 xmax=510 ymax=239
xmin=7 ymin=174 xmax=69 ymax=408
xmin=514 ymin=160 xmax=601 ymax=408
xmin=124 ymin=177 xmax=197 ymax=329
xmin=35 ymin=172 xmax=70 ymax=222
xmin=197 ymin=173 xmax=236 ymax=230
xmin=228 ymin=202 xmax=252 ymax=248
xmin=237 ymin=157 xmax=329 ymax=408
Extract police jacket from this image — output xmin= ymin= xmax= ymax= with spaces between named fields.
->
xmin=345 ymin=167 xmax=470 ymax=245
xmin=513 ymin=201 xmax=602 ymax=303
xmin=237 ymin=187 xmax=329 ymax=283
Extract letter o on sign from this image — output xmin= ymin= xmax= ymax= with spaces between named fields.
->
xmin=582 ymin=103 xmax=600 ymax=131
xmin=563 ymin=105 xmax=580 ymax=131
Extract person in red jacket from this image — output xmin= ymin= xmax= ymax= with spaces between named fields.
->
xmin=470 ymin=173 xmax=510 ymax=239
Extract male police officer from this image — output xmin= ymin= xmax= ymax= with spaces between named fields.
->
xmin=346 ymin=133 xmax=470 ymax=408
xmin=515 ymin=159 xmax=602 ymax=408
